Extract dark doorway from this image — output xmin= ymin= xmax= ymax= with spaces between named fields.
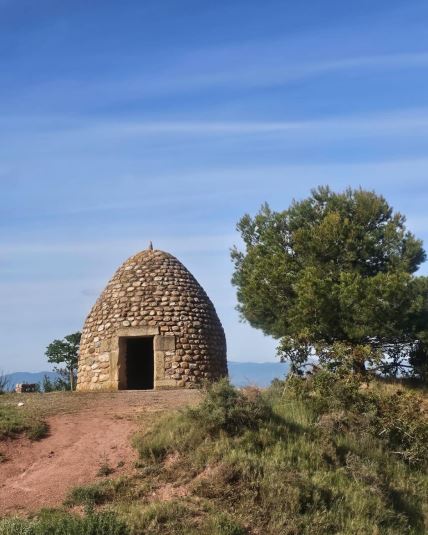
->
xmin=125 ymin=337 xmax=154 ymax=389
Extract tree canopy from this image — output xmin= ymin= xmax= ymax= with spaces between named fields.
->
xmin=231 ymin=186 xmax=428 ymax=378
xmin=45 ymin=332 xmax=81 ymax=390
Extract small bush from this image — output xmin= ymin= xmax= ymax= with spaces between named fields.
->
xmin=186 ymin=378 xmax=273 ymax=436
xmin=66 ymin=482 xmax=113 ymax=508
xmin=97 ymin=457 xmax=114 ymax=477
xmin=135 ymin=379 xmax=274 ymax=464
xmin=369 ymin=388 xmax=428 ymax=466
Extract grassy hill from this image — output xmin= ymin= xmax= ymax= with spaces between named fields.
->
xmin=0 ymin=373 xmax=427 ymax=534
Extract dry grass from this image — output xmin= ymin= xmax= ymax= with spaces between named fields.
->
xmin=0 ymin=391 xmax=115 ymax=418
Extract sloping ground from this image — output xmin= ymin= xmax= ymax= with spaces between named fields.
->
xmin=0 ymin=390 xmax=200 ymax=514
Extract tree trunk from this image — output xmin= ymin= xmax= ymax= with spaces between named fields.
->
xmin=69 ymin=367 xmax=75 ymax=391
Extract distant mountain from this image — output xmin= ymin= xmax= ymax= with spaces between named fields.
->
xmin=4 ymin=371 xmax=58 ymax=390
xmin=4 ymin=363 xmax=288 ymax=391
xmin=228 ymin=361 xmax=289 ymax=387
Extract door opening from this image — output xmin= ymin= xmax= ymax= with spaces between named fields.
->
xmin=124 ymin=337 xmax=154 ymax=389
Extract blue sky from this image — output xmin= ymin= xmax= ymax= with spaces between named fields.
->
xmin=1 ymin=0 xmax=428 ymax=372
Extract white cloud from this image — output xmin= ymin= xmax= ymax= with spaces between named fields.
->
xmin=4 ymin=107 xmax=428 ymax=145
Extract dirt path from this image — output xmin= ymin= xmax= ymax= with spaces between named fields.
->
xmin=0 ymin=390 xmax=199 ymax=514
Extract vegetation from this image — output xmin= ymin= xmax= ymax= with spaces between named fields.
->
xmin=66 ymin=481 xmax=117 ymax=509
xmin=45 ymin=332 xmax=81 ymax=391
xmin=231 ymin=186 xmax=428 ymax=379
xmin=97 ymin=457 xmax=115 ymax=477
xmin=0 ymin=510 xmax=128 ymax=535
xmin=0 ymin=405 xmax=48 ymax=441
xmin=0 ymin=390 xmax=94 ymax=420
xmin=0 ymin=371 xmax=10 ymax=394
xmin=0 ymin=377 xmax=426 ymax=534
xmin=42 ymin=373 xmax=72 ymax=392
xmin=129 ymin=377 xmax=427 ymax=534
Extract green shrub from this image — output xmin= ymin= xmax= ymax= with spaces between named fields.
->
xmin=285 ymin=370 xmax=369 ymax=414
xmin=97 ymin=459 xmax=114 ymax=477
xmin=186 ymin=378 xmax=273 ymax=436
xmin=135 ymin=379 xmax=274 ymax=464
xmin=286 ymin=371 xmax=428 ymax=468
xmin=65 ymin=482 xmax=113 ymax=508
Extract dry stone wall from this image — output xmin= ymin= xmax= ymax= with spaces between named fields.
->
xmin=77 ymin=249 xmax=227 ymax=390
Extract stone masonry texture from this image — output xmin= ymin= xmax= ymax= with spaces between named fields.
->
xmin=77 ymin=248 xmax=228 ymax=391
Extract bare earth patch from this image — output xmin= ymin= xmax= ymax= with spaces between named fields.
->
xmin=0 ymin=390 xmax=200 ymax=514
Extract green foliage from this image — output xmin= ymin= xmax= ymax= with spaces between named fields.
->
xmin=0 ymin=371 xmax=10 ymax=394
xmin=65 ymin=482 xmax=114 ymax=508
xmin=231 ymin=186 xmax=428 ymax=377
xmin=287 ymin=370 xmax=428 ymax=467
xmin=42 ymin=374 xmax=71 ymax=392
xmin=134 ymin=378 xmax=428 ymax=535
xmin=0 ymin=510 xmax=128 ymax=535
xmin=186 ymin=379 xmax=273 ymax=436
xmin=0 ymin=406 xmax=48 ymax=441
xmin=45 ymin=332 xmax=81 ymax=391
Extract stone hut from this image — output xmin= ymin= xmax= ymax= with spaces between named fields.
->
xmin=77 ymin=247 xmax=227 ymax=391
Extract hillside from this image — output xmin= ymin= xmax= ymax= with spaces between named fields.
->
xmin=0 ymin=374 xmax=426 ymax=534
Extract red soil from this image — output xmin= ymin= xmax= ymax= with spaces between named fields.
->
xmin=0 ymin=390 xmax=199 ymax=514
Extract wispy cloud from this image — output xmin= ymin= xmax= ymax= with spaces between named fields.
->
xmin=4 ymin=48 xmax=428 ymax=112
xmin=4 ymin=107 xmax=428 ymax=142
xmin=148 ymin=50 xmax=428 ymax=94
xmin=95 ymin=107 xmax=428 ymax=136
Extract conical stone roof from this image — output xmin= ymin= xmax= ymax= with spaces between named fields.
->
xmin=77 ymin=249 xmax=227 ymax=390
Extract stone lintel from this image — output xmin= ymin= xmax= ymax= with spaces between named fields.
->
xmin=117 ymin=326 xmax=159 ymax=337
